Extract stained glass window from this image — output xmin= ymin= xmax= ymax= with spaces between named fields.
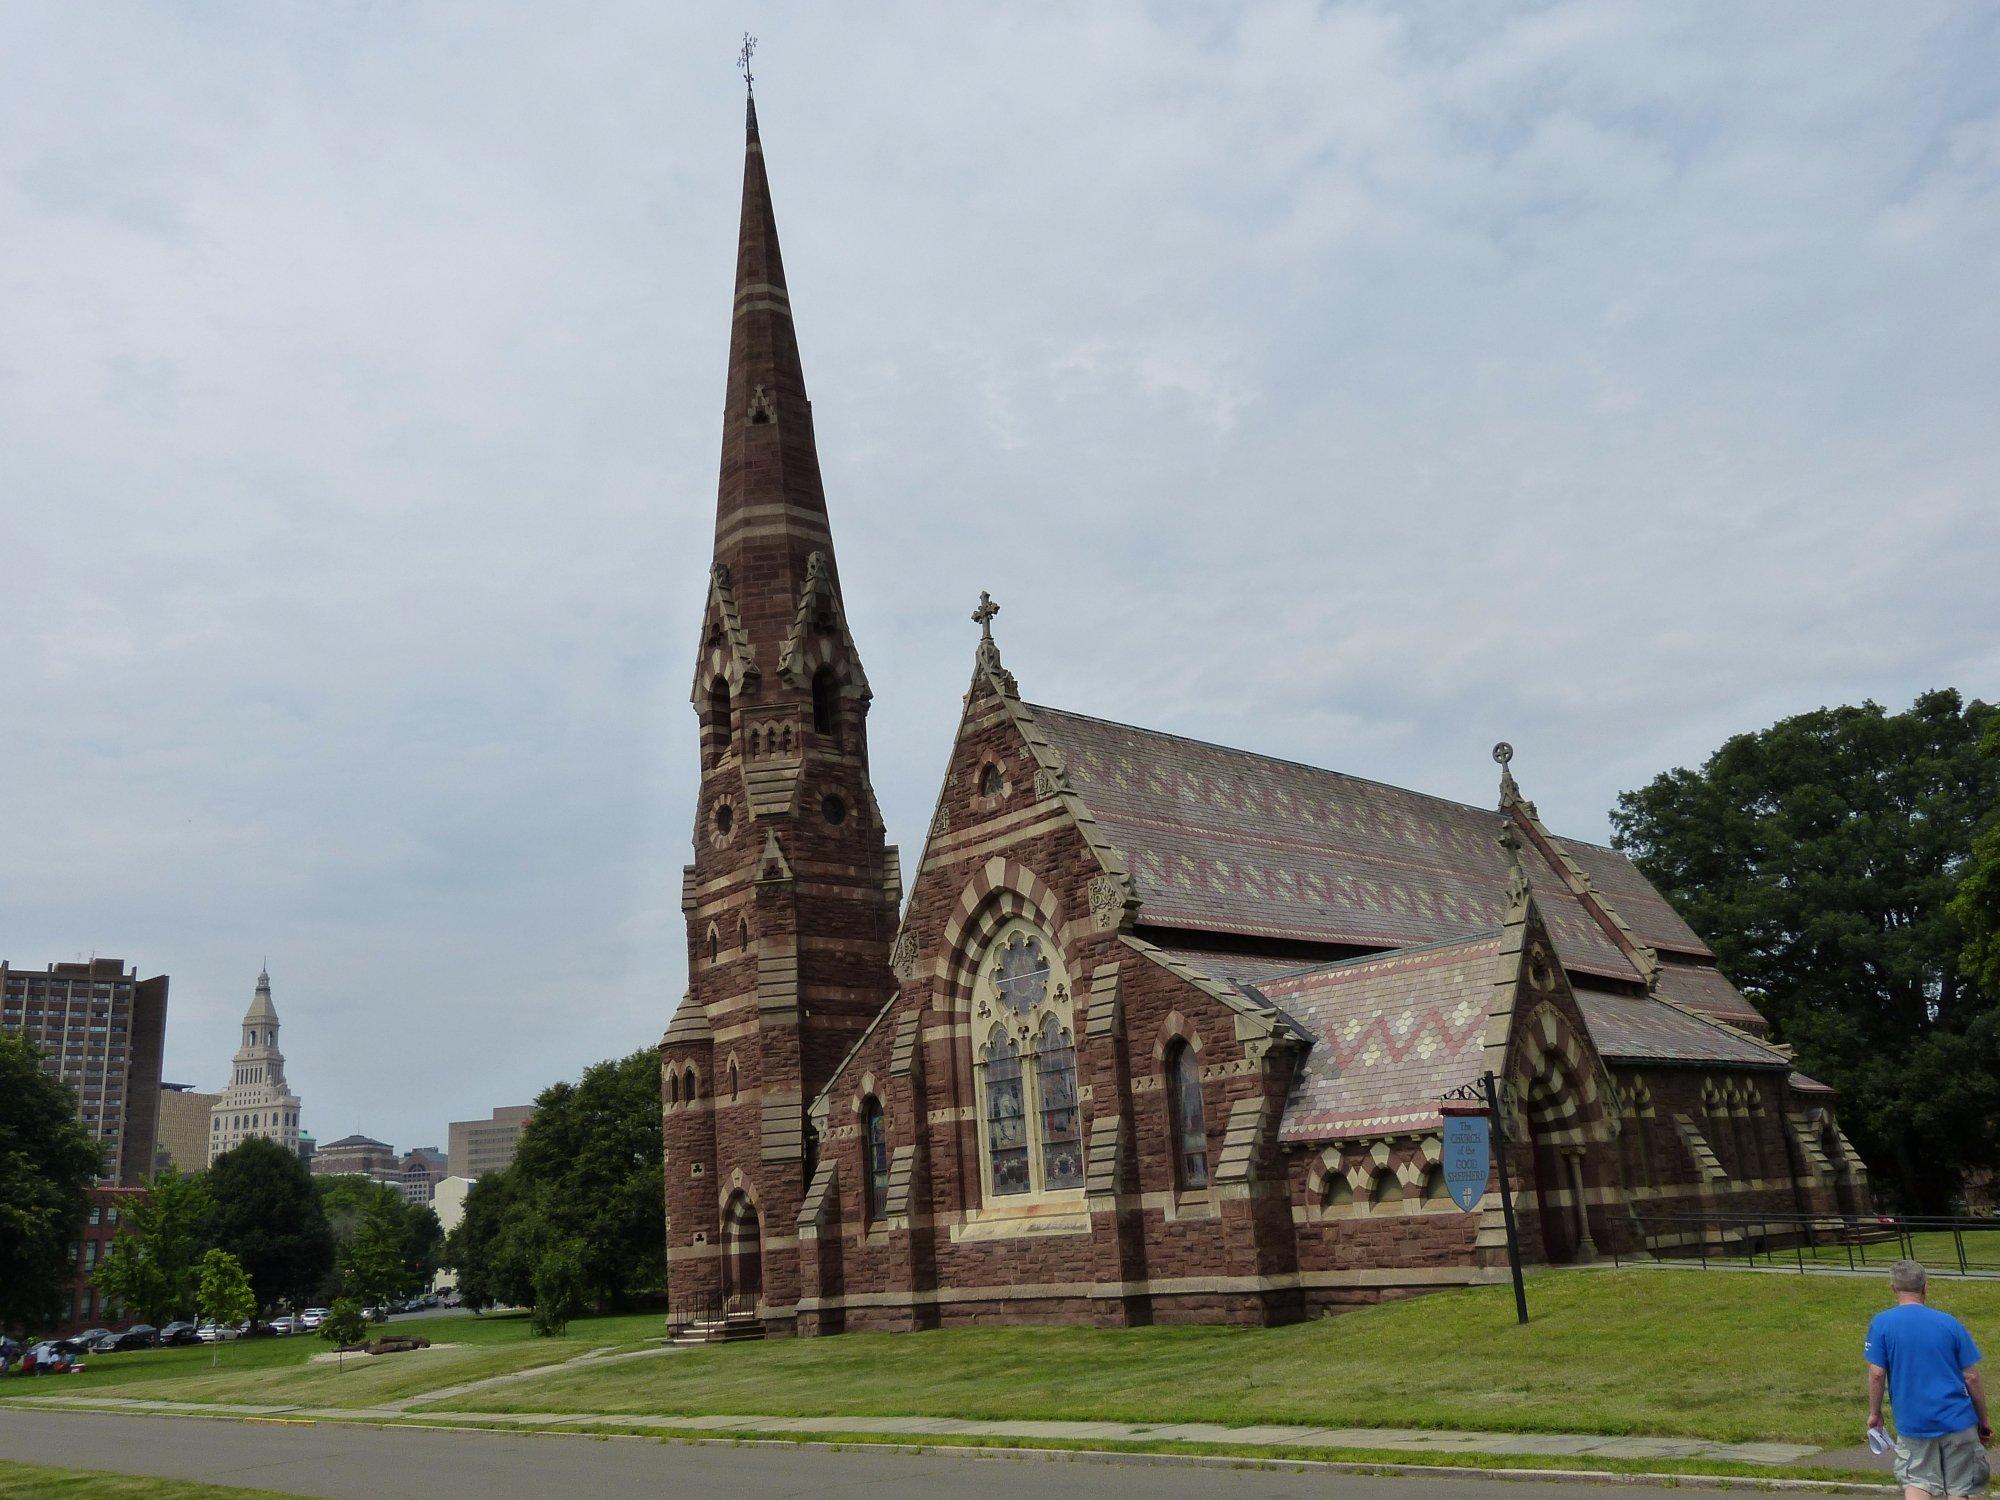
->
xmin=1036 ymin=1016 xmax=1082 ymax=1190
xmin=982 ymin=1028 xmax=1030 ymax=1195
xmin=863 ymin=1097 xmax=889 ymax=1221
xmin=992 ymin=935 xmax=1049 ymax=1014
xmin=1169 ymin=1040 xmax=1208 ymax=1189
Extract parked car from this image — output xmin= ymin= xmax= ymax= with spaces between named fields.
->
xmin=239 ymin=1321 xmax=280 ymax=1339
xmin=157 ymin=1322 xmax=202 ymax=1347
xmin=361 ymin=1306 xmax=388 ymax=1324
xmin=267 ymin=1315 xmax=300 ymax=1335
xmin=193 ymin=1320 xmax=242 ymax=1343
xmin=92 ymin=1325 xmax=159 ymax=1353
xmin=298 ymin=1307 xmax=328 ymax=1331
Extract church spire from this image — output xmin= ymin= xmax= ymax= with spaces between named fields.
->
xmin=712 ymin=78 xmax=836 ymax=617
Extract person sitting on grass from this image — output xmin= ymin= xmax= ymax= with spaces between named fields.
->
xmin=1868 ymin=1258 xmax=1992 ymax=1500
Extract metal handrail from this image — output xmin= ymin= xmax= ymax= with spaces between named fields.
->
xmin=1613 ymin=1209 xmax=2000 ymax=1276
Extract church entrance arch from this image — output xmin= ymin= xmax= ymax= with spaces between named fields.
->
xmin=722 ymin=1191 xmax=762 ymax=1311
xmin=1509 ymin=1004 xmax=1614 ymax=1265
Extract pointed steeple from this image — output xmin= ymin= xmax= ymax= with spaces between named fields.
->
xmin=712 ymin=88 xmax=839 ymax=635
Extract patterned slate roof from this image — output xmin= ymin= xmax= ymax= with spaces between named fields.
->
xmin=1652 ymin=962 xmax=1767 ymax=1030
xmin=1027 ymin=706 xmax=1712 ymax=984
xmin=1253 ymin=935 xmax=1500 ymax=1144
xmin=1570 ymin=988 xmax=1788 ymax=1070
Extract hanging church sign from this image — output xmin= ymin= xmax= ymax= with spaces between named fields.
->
xmin=1440 ymin=1112 xmax=1491 ymax=1212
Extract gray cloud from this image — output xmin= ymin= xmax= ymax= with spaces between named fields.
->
xmin=2 ymin=2 xmax=1994 ymax=1150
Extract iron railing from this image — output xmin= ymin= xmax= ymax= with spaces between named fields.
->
xmin=1614 ymin=1210 xmax=2000 ymax=1277
xmin=664 ymin=1291 xmax=760 ymax=1335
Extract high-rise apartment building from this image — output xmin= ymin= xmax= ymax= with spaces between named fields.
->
xmin=0 ymin=957 xmax=167 ymax=1185
xmin=208 ymin=968 xmax=303 ymax=1164
xmin=447 ymin=1105 xmax=534 ymax=1179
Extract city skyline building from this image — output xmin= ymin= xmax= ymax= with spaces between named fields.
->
xmin=208 ymin=967 xmax=303 ymax=1164
xmin=154 ymin=1082 xmax=220 ymax=1173
xmin=447 ymin=1104 xmax=534 ymax=1178
xmin=1 ymin=956 xmax=168 ymax=1185
xmin=309 ymin=1133 xmax=399 ymax=1179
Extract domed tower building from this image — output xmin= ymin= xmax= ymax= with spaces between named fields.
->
xmin=208 ymin=968 xmax=304 ymax=1164
xmin=660 ymin=88 xmax=899 ymax=1335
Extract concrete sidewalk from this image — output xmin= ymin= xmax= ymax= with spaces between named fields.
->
xmin=4 ymin=1391 xmax=1854 ymax=1471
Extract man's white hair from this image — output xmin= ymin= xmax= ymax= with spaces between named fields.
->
xmin=1889 ymin=1258 xmax=1927 ymax=1294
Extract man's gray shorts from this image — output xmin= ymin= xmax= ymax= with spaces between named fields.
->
xmin=1894 ymin=1428 xmax=1991 ymax=1496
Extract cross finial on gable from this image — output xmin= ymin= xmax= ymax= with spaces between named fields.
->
xmin=972 ymin=590 xmax=999 ymax=641
xmin=738 ymin=32 xmax=757 ymax=92
xmin=1492 ymin=739 xmax=1521 ymax=806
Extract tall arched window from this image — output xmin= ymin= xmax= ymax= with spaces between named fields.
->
xmin=811 ymin=667 xmax=837 ymax=737
xmin=683 ymin=1067 xmax=697 ymax=1103
xmin=706 ymin=677 xmax=731 ymax=763
xmin=668 ymin=1071 xmax=679 ymax=1106
xmin=728 ymin=1060 xmax=739 ymax=1101
xmin=862 ymin=1096 xmax=889 ymax=1222
xmin=1166 ymin=1039 xmax=1208 ymax=1190
xmin=971 ymin=919 xmax=1078 ymax=1204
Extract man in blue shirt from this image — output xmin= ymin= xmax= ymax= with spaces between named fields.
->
xmin=1867 ymin=1259 xmax=1991 ymax=1499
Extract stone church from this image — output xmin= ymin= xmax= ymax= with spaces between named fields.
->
xmin=660 ymin=97 xmax=1871 ymax=1336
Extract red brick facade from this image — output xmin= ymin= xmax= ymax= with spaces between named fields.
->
xmin=661 ymin=102 xmax=1870 ymax=1337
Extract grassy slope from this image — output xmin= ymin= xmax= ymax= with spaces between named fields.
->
xmin=418 ymin=1270 xmax=2000 ymax=1448
xmin=0 ymin=1463 xmax=294 ymax=1498
xmin=0 ymin=1311 xmax=661 ymax=1412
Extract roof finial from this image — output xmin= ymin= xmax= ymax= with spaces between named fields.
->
xmin=738 ymin=32 xmax=757 ymax=93
xmin=970 ymin=591 xmax=1016 ymax=695
xmin=1492 ymin=740 xmax=1521 ymax=806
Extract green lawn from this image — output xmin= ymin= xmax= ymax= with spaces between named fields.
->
xmin=0 ymin=1463 xmax=294 ymax=1498
xmin=412 ymin=1270 xmax=2000 ymax=1448
xmin=0 ymin=1310 xmax=662 ymax=1411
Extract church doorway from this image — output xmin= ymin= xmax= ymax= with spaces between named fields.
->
xmin=1519 ymin=1064 xmax=1600 ymax=1264
xmin=722 ymin=1192 xmax=762 ymax=1312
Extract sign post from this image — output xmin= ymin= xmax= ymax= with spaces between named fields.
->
xmin=1440 ymin=1071 xmax=1528 ymax=1325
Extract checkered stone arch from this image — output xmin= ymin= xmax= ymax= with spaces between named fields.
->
xmin=937 ymin=858 xmax=1065 ymax=1011
xmin=1508 ymin=1002 xmax=1615 ymax=1148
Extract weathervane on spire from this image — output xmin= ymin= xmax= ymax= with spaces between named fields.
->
xmin=738 ymin=32 xmax=757 ymax=93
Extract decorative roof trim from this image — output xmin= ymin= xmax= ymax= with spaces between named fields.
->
xmin=689 ymin=562 xmax=761 ymax=701
xmin=777 ymin=550 xmax=871 ymax=697
xmin=1119 ymin=933 xmax=1300 ymax=1044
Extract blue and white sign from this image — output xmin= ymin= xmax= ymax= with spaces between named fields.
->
xmin=1441 ymin=1113 xmax=1491 ymax=1212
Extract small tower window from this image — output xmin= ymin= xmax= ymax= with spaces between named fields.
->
xmin=728 ymin=1060 xmax=739 ymax=1101
xmin=737 ymin=917 xmax=750 ymax=950
xmin=980 ymin=763 xmax=1004 ymax=797
xmin=812 ymin=668 xmax=837 ymax=737
xmin=684 ymin=1068 xmax=698 ymax=1102
xmin=822 ymin=793 xmax=847 ymax=826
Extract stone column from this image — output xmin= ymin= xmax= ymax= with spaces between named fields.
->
xmin=1565 ymin=1150 xmax=1598 ymax=1263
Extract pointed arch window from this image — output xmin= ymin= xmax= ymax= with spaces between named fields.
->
xmin=862 ymin=1096 xmax=889 ymax=1222
xmin=970 ymin=919 xmax=1080 ymax=1205
xmin=811 ymin=667 xmax=838 ymax=738
xmin=1166 ymin=1038 xmax=1208 ymax=1190
xmin=683 ymin=1067 xmax=698 ymax=1103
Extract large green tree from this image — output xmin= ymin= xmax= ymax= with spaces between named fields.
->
xmin=1612 ymin=689 xmax=2000 ymax=1211
xmin=506 ymin=1049 xmax=665 ymax=1312
xmin=443 ymin=1049 xmax=664 ymax=1324
xmin=317 ymin=1175 xmax=444 ymax=1303
xmin=93 ymin=1167 xmax=214 ymax=1325
xmin=0 ymin=1033 xmax=103 ymax=1334
xmin=204 ymin=1137 xmax=335 ymax=1313
xmin=1950 ymin=715 xmax=2000 ymax=998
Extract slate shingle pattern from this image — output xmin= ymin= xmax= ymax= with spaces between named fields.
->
xmin=1570 ymin=987 xmax=1787 ymax=1069
xmin=1028 ymin=705 xmax=1766 ymax=1029
xmin=1251 ymin=936 xmax=1500 ymax=1143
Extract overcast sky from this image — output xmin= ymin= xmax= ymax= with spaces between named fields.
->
xmin=3 ymin=4 xmax=1995 ymax=1153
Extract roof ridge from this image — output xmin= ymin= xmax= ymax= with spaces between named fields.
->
xmin=1232 ymin=930 xmax=1505 ymax=988
xmin=1024 ymin=700 xmax=1541 ymax=827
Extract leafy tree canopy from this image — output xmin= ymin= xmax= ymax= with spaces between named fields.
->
xmin=1613 ymin=689 xmax=2000 ymax=1210
xmin=0 ymin=1032 xmax=104 ymax=1334
xmin=197 ymin=1248 xmax=256 ymax=1333
xmin=442 ymin=1048 xmax=665 ymax=1327
xmin=203 ymin=1137 xmax=335 ymax=1313
xmin=1949 ymin=715 xmax=2000 ymax=999
xmin=93 ymin=1167 xmax=213 ymax=1326
xmin=315 ymin=1175 xmax=442 ymax=1304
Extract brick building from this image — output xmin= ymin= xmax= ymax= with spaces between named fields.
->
xmin=50 ymin=1185 xmax=146 ymax=1337
xmin=399 ymin=1146 xmax=446 ymax=1203
xmin=309 ymin=1134 xmax=398 ymax=1180
xmin=1 ymin=957 xmax=167 ymax=1185
xmin=661 ymin=97 xmax=1870 ymax=1336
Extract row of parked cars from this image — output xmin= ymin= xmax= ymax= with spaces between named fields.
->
xmin=4 ymin=1293 xmax=458 ymax=1374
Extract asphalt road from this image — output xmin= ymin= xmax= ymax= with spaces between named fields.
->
xmin=0 ymin=1409 xmax=1770 ymax=1499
